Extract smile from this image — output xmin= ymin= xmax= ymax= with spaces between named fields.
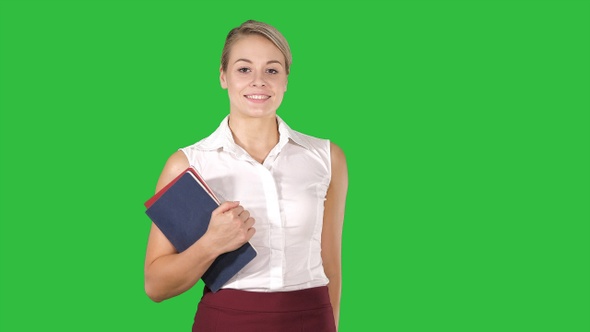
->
xmin=244 ymin=94 xmax=271 ymax=100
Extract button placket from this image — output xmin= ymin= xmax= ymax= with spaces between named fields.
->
xmin=256 ymin=164 xmax=285 ymax=290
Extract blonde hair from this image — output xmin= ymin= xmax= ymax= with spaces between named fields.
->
xmin=221 ymin=20 xmax=292 ymax=74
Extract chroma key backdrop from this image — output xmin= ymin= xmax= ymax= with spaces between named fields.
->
xmin=1 ymin=1 xmax=588 ymax=331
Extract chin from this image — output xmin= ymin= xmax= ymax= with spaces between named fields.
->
xmin=235 ymin=106 xmax=278 ymax=118
xmin=247 ymin=111 xmax=277 ymax=119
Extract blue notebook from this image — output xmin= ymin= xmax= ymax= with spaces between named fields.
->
xmin=145 ymin=168 xmax=257 ymax=292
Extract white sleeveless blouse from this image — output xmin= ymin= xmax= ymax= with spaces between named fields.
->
xmin=181 ymin=115 xmax=331 ymax=292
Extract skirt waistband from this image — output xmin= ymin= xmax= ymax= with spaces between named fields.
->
xmin=200 ymin=286 xmax=332 ymax=313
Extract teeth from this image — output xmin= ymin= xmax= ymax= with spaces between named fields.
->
xmin=246 ymin=95 xmax=269 ymax=100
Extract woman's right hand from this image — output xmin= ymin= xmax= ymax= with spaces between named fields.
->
xmin=203 ymin=201 xmax=256 ymax=255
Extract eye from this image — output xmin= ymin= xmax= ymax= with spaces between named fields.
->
xmin=266 ymin=68 xmax=279 ymax=74
xmin=238 ymin=67 xmax=251 ymax=73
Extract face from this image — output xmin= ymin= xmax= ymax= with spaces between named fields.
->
xmin=220 ymin=34 xmax=288 ymax=119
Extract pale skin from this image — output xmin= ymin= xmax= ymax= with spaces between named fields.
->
xmin=144 ymin=34 xmax=348 ymax=329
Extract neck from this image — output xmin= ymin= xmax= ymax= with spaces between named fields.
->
xmin=228 ymin=114 xmax=280 ymax=163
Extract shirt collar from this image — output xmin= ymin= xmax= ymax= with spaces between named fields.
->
xmin=196 ymin=115 xmax=314 ymax=152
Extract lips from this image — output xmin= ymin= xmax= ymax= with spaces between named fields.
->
xmin=244 ymin=94 xmax=271 ymax=100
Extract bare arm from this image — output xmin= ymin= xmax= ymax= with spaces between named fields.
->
xmin=321 ymin=142 xmax=348 ymax=330
xmin=144 ymin=151 xmax=256 ymax=302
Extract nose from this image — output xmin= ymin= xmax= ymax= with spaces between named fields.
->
xmin=250 ymin=71 xmax=266 ymax=87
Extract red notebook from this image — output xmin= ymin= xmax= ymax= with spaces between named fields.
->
xmin=145 ymin=167 xmax=220 ymax=209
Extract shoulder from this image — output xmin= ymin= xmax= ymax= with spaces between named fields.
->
xmin=164 ymin=150 xmax=189 ymax=170
xmin=155 ymin=151 xmax=190 ymax=192
xmin=329 ymin=142 xmax=348 ymax=181
xmin=329 ymin=142 xmax=346 ymax=164
xmin=180 ymin=137 xmax=214 ymax=155
xmin=279 ymin=117 xmax=328 ymax=153
xmin=289 ymin=129 xmax=330 ymax=152
xmin=179 ymin=134 xmax=222 ymax=171
xmin=180 ymin=116 xmax=228 ymax=155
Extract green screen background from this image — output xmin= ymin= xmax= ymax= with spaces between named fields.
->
xmin=1 ymin=0 xmax=588 ymax=331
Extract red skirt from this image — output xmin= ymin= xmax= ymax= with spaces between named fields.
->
xmin=192 ymin=286 xmax=336 ymax=332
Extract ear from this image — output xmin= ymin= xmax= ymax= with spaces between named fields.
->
xmin=220 ymin=66 xmax=228 ymax=89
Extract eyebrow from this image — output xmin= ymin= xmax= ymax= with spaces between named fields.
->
xmin=234 ymin=58 xmax=284 ymax=67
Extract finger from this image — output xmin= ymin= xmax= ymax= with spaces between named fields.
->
xmin=244 ymin=217 xmax=255 ymax=229
xmin=238 ymin=210 xmax=250 ymax=221
xmin=212 ymin=201 xmax=240 ymax=216
xmin=227 ymin=205 xmax=244 ymax=218
xmin=246 ymin=227 xmax=256 ymax=240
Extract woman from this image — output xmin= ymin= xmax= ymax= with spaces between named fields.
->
xmin=144 ymin=20 xmax=348 ymax=331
